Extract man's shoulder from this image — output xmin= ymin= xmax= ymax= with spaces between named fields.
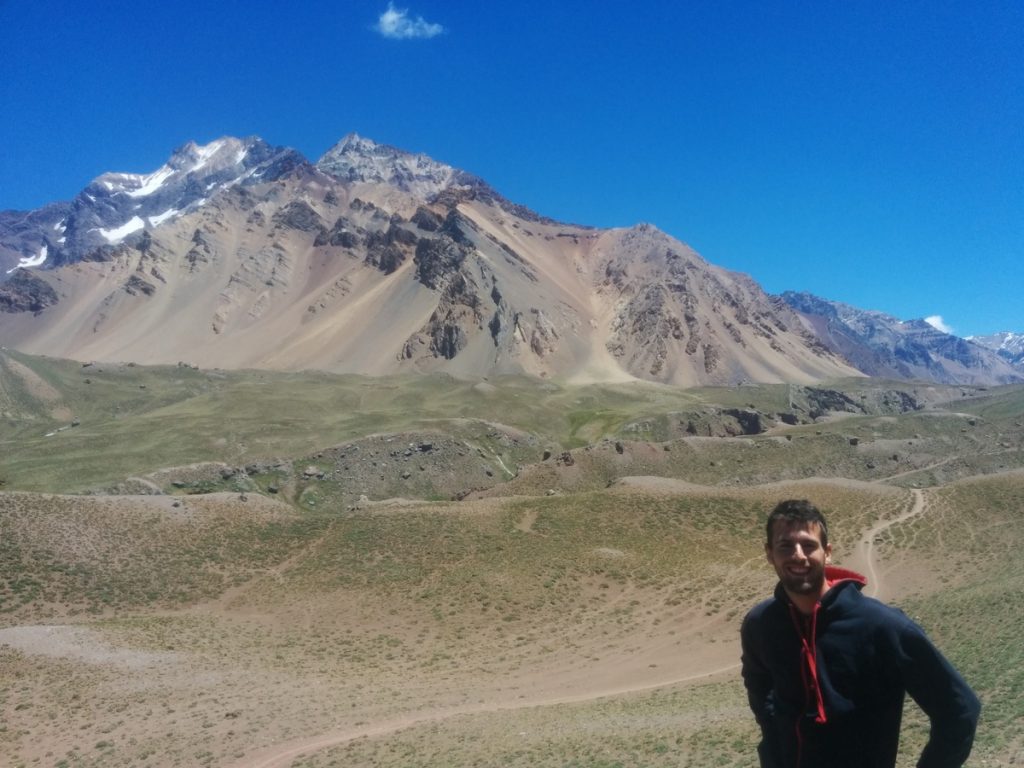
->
xmin=743 ymin=595 xmax=782 ymax=624
xmin=830 ymin=584 xmax=917 ymax=631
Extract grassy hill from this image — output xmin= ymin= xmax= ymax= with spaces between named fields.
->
xmin=1 ymin=350 xmax=1022 ymax=767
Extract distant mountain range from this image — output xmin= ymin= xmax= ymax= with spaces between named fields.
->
xmin=1 ymin=134 xmax=1020 ymax=386
xmin=966 ymin=332 xmax=1024 ymax=368
xmin=781 ymin=293 xmax=1022 ymax=385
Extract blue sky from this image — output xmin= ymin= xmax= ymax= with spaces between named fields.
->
xmin=1 ymin=0 xmax=1020 ymax=337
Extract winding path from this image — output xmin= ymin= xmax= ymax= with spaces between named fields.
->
xmin=849 ymin=488 xmax=926 ymax=601
xmin=231 ymin=662 xmax=739 ymax=768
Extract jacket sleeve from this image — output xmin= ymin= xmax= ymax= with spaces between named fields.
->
xmin=893 ymin=621 xmax=981 ymax=768
xmin=741 ymin=613 xmax=783 ymax=768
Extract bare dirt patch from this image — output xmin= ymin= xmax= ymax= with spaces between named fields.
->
xmin=3 ymin=356 xmax=73 ymax=421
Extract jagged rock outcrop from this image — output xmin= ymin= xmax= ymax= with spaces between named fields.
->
xmin=272 ymin=201 xmax=325 ymax=233
xmin=0 ymin=269 xmax=58 ymax=313
xmin=316 ymin=133 xmax=475 ymax=200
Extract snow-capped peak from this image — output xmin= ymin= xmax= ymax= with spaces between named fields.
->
xmin=967 ymin=331 xmax=1024 ymax=355
xmin=89 ymin=137 xmax=254 ymax=202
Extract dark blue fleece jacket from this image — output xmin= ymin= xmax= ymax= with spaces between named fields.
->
xmin=741 ymin=568 xmax=980 ymax=768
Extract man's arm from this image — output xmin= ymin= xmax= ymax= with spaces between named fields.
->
xmin=895 ymin=622 xmax=981 ymax=768
xmin=741 ymin=614 xmax=783 ymax=768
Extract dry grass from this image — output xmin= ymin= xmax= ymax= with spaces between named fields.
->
xmin=4 ymin=477 xmax=1015 ymax=767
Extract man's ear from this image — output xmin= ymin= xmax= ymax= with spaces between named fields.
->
xmin=764 ymin=541 xmax=774 ymax=564
xmin=824 ymin=543 xmax=833 ymax=563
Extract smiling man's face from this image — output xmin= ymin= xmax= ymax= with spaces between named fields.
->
xmin=766 ymin=519 xmax=832 ymax=605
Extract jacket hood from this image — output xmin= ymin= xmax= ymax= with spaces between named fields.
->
xmin=825 ymin=565 xmax=867 ymax=589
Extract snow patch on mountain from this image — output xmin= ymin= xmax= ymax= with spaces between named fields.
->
xmin=126 ymin=166 xmax=175 ymax=199
xmin=6 ymin=245 xmax=48 ymax=274
xmin=148 ymin=208 xmax=179 ymax=226
xmin=191 ymin=139 xmax=224 ymax=171
xmin=98 ymin=216 xmax=145 ymax=243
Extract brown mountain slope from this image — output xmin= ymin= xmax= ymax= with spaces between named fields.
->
xmin=0 ymin=137 xmax=858 ymax=386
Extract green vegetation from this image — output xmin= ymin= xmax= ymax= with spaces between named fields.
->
xmin=8 ymin=349 xmax=1019 ymax=495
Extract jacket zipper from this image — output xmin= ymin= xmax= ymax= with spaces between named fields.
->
xmin=789 ymin=602 xmax=828 ymax=766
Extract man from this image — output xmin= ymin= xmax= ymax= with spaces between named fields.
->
xmin=741 ymin=499 xmax=980 ymax=768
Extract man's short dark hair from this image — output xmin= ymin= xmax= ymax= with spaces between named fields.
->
xmin=766 ymin=499 xmax=829 ymax=548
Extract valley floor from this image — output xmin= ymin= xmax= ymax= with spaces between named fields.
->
xmin=4 ymin=475 xmax=1020 ymax=768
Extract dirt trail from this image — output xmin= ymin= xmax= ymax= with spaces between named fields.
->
xmin=229 ymin=662 xmax=739 ymax=768
xmin=848 ymin=488 xmax=925 ymax=602
xmin=196 ymin=520 xmax=338 ymax=615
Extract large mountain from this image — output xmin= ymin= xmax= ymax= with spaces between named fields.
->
xmin=0 ymin=134 xmax=1015 ymax=386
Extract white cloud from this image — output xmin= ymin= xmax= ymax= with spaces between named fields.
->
xmin=376 ymin=2 xmax=444 ymax=39
xmin=925 ymin=315 xmax=953 ymax=334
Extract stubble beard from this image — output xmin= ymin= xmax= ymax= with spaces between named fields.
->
xmin=780 ymin=565 xmax=825 ymax=596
